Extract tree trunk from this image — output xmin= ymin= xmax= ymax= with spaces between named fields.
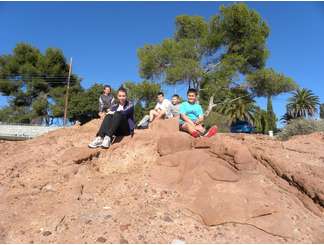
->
xmin=205 ymin=95 xmax=216 ymax=117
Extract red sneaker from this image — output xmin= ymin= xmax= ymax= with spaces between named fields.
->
xmin=204 ymin=126 xmax=218 ymax=138
xmin=191 ymin=130 xmax=200 ymax=138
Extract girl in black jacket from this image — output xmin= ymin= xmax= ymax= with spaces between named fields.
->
xmin=89 ymin=87 xmax=134 ymax=149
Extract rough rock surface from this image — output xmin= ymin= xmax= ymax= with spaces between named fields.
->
xmin=0 ymin=118 xmax=323 ymax=243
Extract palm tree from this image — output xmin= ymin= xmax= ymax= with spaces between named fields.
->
xmin=280 ymin=112 xmax=294 ymax=125
xmin=217 ymin=88 xmax=256 ymax=125
xmin=287 ymin=88 xmax=320 ymax=118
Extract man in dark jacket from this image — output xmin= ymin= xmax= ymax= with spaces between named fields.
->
xmin=89 ymin=87 xmax=134 ymax=149
xmin=98 ymin=84 xmax=115 ymax=119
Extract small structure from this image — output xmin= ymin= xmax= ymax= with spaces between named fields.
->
xmin=0 ymin=123 xmax=62 ymax=141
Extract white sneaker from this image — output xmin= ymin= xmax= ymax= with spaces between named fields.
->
xmin=137 ymin=115 xmax=150 ymax=128
xmin=88 ymin=136 xmax=103 ymax=148
xmin=101 ymin=136 xmax=111 ymax=149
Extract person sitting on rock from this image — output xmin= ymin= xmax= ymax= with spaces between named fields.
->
xmin=89 ymin=86 xmax=135 ymax=149
xmin=179 ymin=88 xmax=217 ymax=138
xmin=98 ymin=84 xmax=115 ymax=120
xmin=170 ymin=94 xmax=181 ymax=117
xmin=137 ymin=93 xmax=180 ymax=129
xmin=149 ymin=92 xmax=172 ymax=123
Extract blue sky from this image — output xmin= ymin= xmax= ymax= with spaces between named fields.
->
xmin=0 ymin=1 xmax=324 ymax=126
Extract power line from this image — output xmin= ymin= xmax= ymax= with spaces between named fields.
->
xmin=0 ymin=77 xmax=72 ymax=79
xmin=0 ymin=76 xmax=75 ymax=79
xmin=0 ymin=77 xmax=69 ymax=82
xmin=0 ymin=77 xmax=80 ymax=83
xmin=0 ymin=79 xmax=68 ymax=84
xmin=0 ymin=73 xmax=75 ymax=77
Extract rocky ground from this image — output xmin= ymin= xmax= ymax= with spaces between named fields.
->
xmin=0 ymin=118 xmax=323 ymax=243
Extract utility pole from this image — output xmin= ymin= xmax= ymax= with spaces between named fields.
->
xmin=63 ymin=57 xmax=72 ymax=126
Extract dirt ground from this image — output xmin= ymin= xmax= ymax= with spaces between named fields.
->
xmin=0 ymin=118 xmax=323 ymax=243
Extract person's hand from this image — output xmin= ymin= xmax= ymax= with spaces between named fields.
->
xmin=189 ymin=120 xmax=196 ymax=126
xmin=99 ymin=112 xmax=105 ymax=120
xmin=195 ymin=118 xmax=203 ymax=125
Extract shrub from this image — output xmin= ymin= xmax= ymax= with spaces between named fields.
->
xmin=277 ymin=118 xmax=324 ymax=141
xmin=204 ymin=111 xmax=231 ymax=133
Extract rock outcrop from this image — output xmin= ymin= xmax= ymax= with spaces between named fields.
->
xmin=0 ymin=118 xmax=323 ymax=243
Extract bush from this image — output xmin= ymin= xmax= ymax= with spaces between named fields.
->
xmin=320 ymin=103 xmax=324 ymax=119
xmin=277 ymin=118 xmax=324 ymax=141
xmin=204 ymin=111 xmax=231 ymax=133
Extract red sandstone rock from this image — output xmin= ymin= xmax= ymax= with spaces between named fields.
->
xmin=0 ymin=120 xmax=323 ymax=243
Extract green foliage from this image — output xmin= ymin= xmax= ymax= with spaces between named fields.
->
xmin=0 ymin=107 xmax=14 ymax=123
xmin=0 ymin=105 xmax=33 ymax=124
xmin=266 ymin=96 xmax=277 ymax=132
xmin=204 ymin=111 xmax=231 ymax=132
xmin=216 ymin=87 xmax=256 ymax=125
xmin=253 ymin=107 xmax=269 ymax=134
xmin=287 ymin=88 xmax=320 ymax=118
xmin=246 ymin=68 xmax=297 ymax=132
xmin=280 ymin=112 xmax=294 ymax=125
xmin=219 ymin=3 xmax=270 ymax=72
xmin=123 ymin=80 xmax=161 ymax=123
xmin=68 ymin=83 xmax=103 ymax=124
xmin=175 ymin=15 xmax=208 ymax=41
xmin=246 ymin=68 xmax=298 ymax=98
xmin=137 ymin=2 xmax=270 ymax=93
xmin=32 ymin=95 xmax=48 ymax=117
xmin=134 ymin=103 xmax=145 ymax=125
xmin=277 ymin=118 xmax=324 ymax=141
xmin=0 ymin=42 xmax=82 ymax=124
xmin=124 ymin=80 xmax=160 ymax=105
xmin=200 ymin=53 xmax=246 ymax=107
xmin=0 ymin=79 xmax=20 ymax=96
xmin=320 ymin=103 xmax=324 ymax=119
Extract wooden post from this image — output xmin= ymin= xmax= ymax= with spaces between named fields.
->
xmin=63 ymin=57 xmax=72 ymax=126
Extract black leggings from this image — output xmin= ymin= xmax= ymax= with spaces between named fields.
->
xmin=96 ymin=112 xmax=130 ymax=138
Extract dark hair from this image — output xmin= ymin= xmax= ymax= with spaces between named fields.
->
xmin=157 ymin=92 xmax=164 ymax=97
xmin=117 ymin=86 xmax=127 ymax=95
xmin=172 ymin=94 xmax=180 ymax=99
xmin=104 ymin=84 xmax=111 ymax=91
xmin=187 ymin=88 xmax=198 ymax=95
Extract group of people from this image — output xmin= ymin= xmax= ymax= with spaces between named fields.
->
xmin=136 ymin=92 xmax=181 ymax=128
xmin=88 ymin=84 xmax=217 ymax=149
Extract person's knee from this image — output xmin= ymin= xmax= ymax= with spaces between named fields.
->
xmin=180 ymin=123 xmax=189 ymax=132
xmin=159 ymin=110 xmax=166 ymax=116
xmin=195 ymin=124 xmax=204 ymax=130
xmin=196 ymin=126 xmax=206 ymax=134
